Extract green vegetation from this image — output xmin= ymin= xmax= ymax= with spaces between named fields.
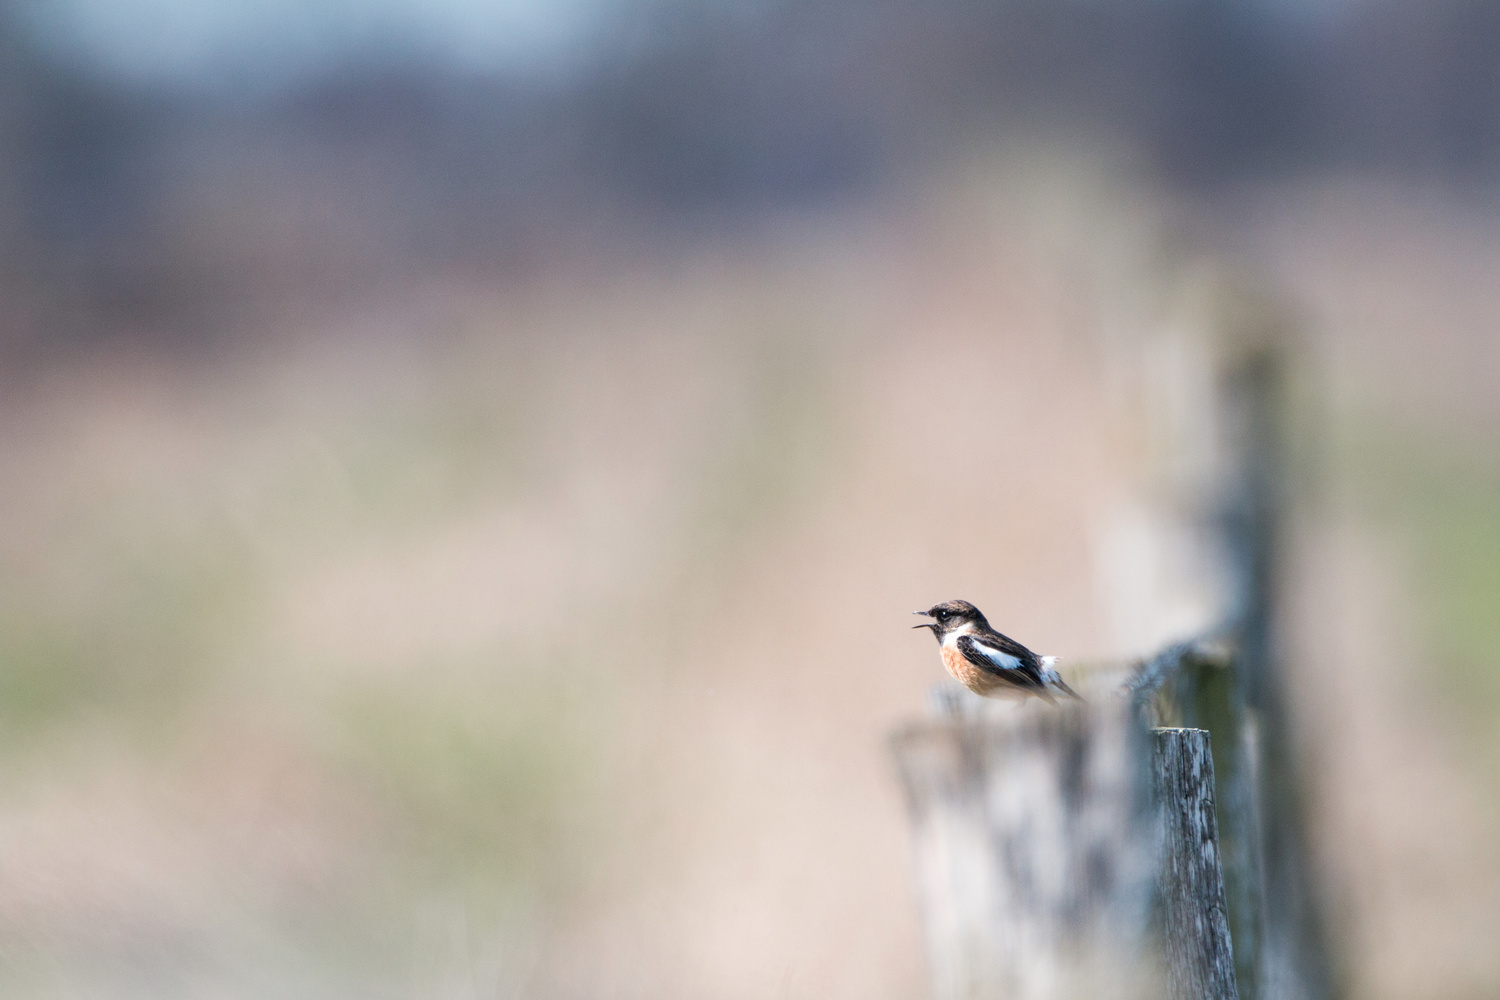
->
xmin=334 ymin=663 xmax=602 ymax=890
xmin=1344 ymin=414 xmax=1500 ymax=770
xmin=0 ymin=287 xmax=842 ymax=998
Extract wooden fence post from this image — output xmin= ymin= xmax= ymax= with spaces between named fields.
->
xmin=891 ymin=698 xmax=1156 ymax=1000
xmin=1152 ymin=727 xmax=1239 ymax=1000
xmin=890 ymin=300 xmax=1336 ymax=1000
xmin=1139 ymin=643 xmax=1263 ymax=1000
xmin=1218 ymin=338 xmax=1334 ymax=1000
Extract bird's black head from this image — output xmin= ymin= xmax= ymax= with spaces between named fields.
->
xmin=912 ymin=599 xmax=989 ymax=640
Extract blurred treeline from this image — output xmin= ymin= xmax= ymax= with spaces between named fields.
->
xmin=5 ymin=0 xmax=1500 ymax=342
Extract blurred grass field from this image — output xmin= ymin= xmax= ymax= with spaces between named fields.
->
xmin=2 ymin=167 xmax=1499 ymax=1000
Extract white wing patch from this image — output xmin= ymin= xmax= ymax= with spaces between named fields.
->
xmin=966 ymin=637 xmax=1024 ymax=673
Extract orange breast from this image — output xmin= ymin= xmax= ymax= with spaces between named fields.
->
xmin=942 ymin=643 xmax=1003 ymax=696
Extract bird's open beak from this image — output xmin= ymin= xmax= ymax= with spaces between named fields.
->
xmin=912 ymin=611 xmax=935 ymax=630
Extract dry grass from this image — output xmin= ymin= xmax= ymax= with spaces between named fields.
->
xmin=1 ymin=166 xmax=1497 ymax=1000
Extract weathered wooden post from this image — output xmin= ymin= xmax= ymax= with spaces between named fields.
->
xmin=1136 ymin=313 xmax=1336 ymax=1000
xmin=891 ymin=696 xmax=1157 ymax=1000
xmin=891 ymin=290 xmax=1336 ymax=1000
xmin=1152 ymin=727 xmax=1239 ymax=1000
xmin=1217 ymin=341 xmax=1333 ymax=1000
xmin=1133 ymin=635 xmax=1263 ymax=1000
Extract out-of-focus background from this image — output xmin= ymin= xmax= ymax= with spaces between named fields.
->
xmin=2 ymin=2 xmax=1499 ymax=998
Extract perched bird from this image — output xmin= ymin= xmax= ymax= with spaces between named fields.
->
xmin=913 ymin=599 xmax=1082 ymax=704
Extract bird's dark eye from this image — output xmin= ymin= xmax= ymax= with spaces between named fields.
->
xmin=934 ymin=610 xmax=949 ymax=620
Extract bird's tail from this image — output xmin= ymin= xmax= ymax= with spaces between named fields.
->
xmin=1039 ymin=656 xmax=1085 ymax=702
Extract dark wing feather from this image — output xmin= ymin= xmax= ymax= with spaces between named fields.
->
xmin=1051 ymin=677 xmax=1083 ymax=700
xmin=955 ymin=633 xmax=1046 ymax=690
xmin=971 ymin=627 xmax=1042 ymax=663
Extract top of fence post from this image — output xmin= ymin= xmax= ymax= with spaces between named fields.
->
xmin=891 ymin=695 xmax=1156 ymax=1000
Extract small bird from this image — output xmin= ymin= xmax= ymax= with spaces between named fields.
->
xmin=913 ymin=599 xmax=1082 ymax=704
